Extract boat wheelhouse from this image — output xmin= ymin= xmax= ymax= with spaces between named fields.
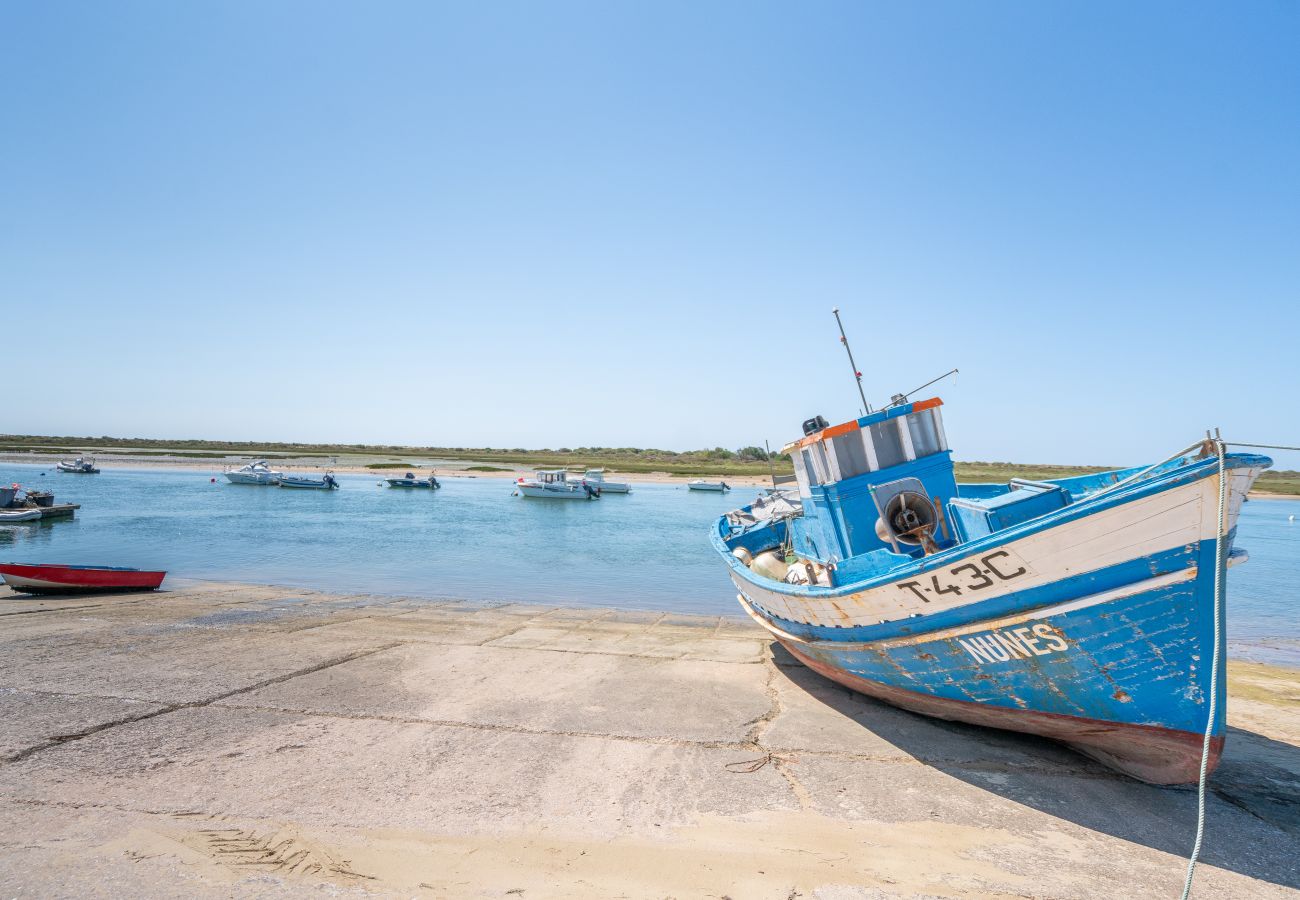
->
xmin=711 ymin=396 xmax=1270 ymax=784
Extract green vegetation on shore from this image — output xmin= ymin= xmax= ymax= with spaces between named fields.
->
xmin=2 ymin=433 xmax=1297 ymax=495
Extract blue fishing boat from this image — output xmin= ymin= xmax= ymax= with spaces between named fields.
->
xmin=711 ymin=392 xmax=1270 ymax=784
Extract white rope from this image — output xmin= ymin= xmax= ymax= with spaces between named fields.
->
xmin=1068 ymin=440 xmax=1205 ymax=509
xmin=1179 ymin=438 xmax=1227 ymax=900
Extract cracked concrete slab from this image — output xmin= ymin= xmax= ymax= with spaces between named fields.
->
xmin=216 ymin=640 xmax=772 ymax=743
xmin=0 ymin=582 xmax=1296 ymax=899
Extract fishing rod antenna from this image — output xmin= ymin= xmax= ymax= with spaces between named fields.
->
xmin=886 ymin=368 xmax=960 ymax=408
xmin=832 ymin=307 xmax=871 ymax=415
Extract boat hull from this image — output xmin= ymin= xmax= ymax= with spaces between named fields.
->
xmin=278 ymin=478 xmax=337 ymax=490
xmin=779 ymin=638 xmax=1222 ymax=784
xmin=0 ymin=510 xmax=42 ymax=522
xmin=517 ymin=484 xmax=592 ymax=499
xmin=689 ymin=483 xmax=728 ymax=492
xmin=386 ymin=479 xmax=437 ymax=489
xmin=0 ymin=564 xmax=166 ymax=594
xmin=720 ymin=458 xmax=1265 ymax=784
xmin=225 ymin=472 xmax=279 ymax=485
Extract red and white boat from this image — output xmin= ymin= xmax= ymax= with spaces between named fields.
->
xmin=0 ymin=563 xmax=166 ymax=595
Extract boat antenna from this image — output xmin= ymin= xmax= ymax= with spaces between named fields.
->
xmin=886 ymin=368 xmax=960 ymax=408
xmin=832 ymin=307 xmax=871 ymax=415
xmin=764 ymin=439 xmax=776 ymax=491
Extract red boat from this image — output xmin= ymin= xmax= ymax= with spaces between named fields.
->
xmin=0 ymin=563 xmax=166 ymax=595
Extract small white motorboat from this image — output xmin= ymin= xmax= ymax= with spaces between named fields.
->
xmin=516 ymin=469 xmax=599 ymax=499
xmin=577 ymin=468 xmax=631 ymax=494
xmin=688 ymin=480 xmax=731 ymax=492
xmin=56 ymin=457 xmax=99 ymax=474
xmin=0 ymin=509 xmax=41 ymax=522
xmin=278 ymin=472 xmax=340 ymax=490
xmin=224 ymin=461 xmax=284 ymax=485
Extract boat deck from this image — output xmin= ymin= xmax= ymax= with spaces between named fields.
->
xmin=0 ymin=581 xmax=1295 ymax=898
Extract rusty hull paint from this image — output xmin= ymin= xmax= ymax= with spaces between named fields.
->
xmin=782 ymin=641 xmax=1222 ymax=785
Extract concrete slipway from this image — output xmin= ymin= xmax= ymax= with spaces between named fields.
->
xmin=0 ymin=581 xmax=1296 ymax=898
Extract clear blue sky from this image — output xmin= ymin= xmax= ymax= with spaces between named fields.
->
xmin=3 ymin=2 xmax=1297 ymax=468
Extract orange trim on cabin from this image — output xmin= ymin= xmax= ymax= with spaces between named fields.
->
xmin=911 ymin=397 xmax=943 ymax=412
xmin=821 ymin=420 xmax=861 ymax=440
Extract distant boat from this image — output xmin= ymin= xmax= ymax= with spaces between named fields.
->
xmin=224 ymin=461 xmax=284 ymax=485
xmin=0 ymin=563 xmax=166 ymax=594
xmin=386 ymin=472 xmax=441 ymax=489
xmin=0 ymin=509 xmax=41 ymax=522
xmin=516 ymin=469 xmax=599 ymax=499
xmin=278 ymin=472 xmax=339 ymax=490
xmin=56 ymin=457 xmax=98 ymax=474
xmin=577 ymin=469 xmax=631 ymax=494
xmin=688 ymin=480 xmax=731 ymax=492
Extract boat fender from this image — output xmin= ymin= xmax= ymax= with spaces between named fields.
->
xmin=751 ymin=550 xmax=789 ymax=582
xmin=732 ymin=547 xmax=754 ymax=567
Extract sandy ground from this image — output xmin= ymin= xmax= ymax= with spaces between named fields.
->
xmin=0 ymin=581 xmax=1296 ymax=899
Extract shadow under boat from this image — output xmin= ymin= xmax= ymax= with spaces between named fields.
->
xmin=767 ymin=642 xmax=1300 ymax=892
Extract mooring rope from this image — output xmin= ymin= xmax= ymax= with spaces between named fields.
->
xmin=1179 ymin=438 xmax=1228 ymax=900
xmin=1225 ymin=441 xmax=1300 ymax=452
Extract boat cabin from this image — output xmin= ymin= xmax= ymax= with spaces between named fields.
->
xmin=532 ymin=469 xmax=570 ymax=485
xmin=781 ymin=398 xmax=959 ymax=569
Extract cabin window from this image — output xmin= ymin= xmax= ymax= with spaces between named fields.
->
xmin=800 ymin=448 xmax=818 ymax=484
xmin=829 ymin=431 xmax=871 ymax=480
xmin=907 ymin=410 xmax=943 ymax=458
xmin=802 ymin=446 xmax=831 ymax=485
xmin=868 ymin=420 xmax=906 ymax=469
xmin=791 ymin=450 xmax=813 ymax=497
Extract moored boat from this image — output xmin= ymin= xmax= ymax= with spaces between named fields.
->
xmin=224 ymin=461 xmax=284 ymax=485
xmin=688 ymin=480 xmax=730 ymax=492
xmin=386 ymin=472 xmax=441 ymax=489
xmin=0 ymin=509 xmax=41 ymax=522
xmin=711 ymin=396 xmax=1269 ymax=784
xmin=577 ymin=469 xmax=630 ymax=493
xmin=56 ymin=457 xmax=98 ymax=474
xmin=0 ymin=563 xmax=166 ymax=594
xmin=516 ymin=469 xmax=599 ymax=499
xmin=278 ymin=472 xmax=339 ymax=490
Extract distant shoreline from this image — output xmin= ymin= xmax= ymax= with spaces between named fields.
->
xmin=3 ymin=449 xmax=1298 ymax=496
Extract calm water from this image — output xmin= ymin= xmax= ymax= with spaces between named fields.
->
xmin=2 ymin=464 xmax=1297 ymax=660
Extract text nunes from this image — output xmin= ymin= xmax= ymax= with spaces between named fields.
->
xmin=957 ymin=623 xmax=1068 ymax=664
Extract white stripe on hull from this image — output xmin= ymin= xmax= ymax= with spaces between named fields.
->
xmin=2 ymin=574 xmax=91 ymax=590
xmin=734 ymin=468 xmax=1259 ymax=629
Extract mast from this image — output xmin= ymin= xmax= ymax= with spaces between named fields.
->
xmin=832 ymin=307 xmax=871 ymax=415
